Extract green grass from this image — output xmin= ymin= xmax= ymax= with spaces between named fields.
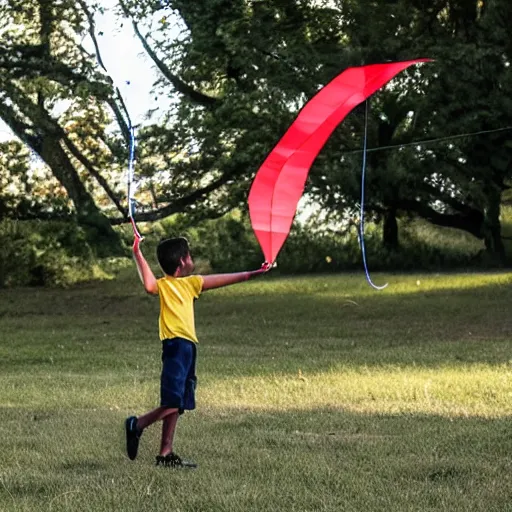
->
xmin=2 ymin=270 xmax=512 ymax=511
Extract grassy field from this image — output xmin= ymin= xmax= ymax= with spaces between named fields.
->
xmin=1 ymin=270 xmax=512 ymax=511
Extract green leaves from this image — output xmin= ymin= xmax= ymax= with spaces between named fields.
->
xmin=0 ymin=0 xmax=511 ymax=262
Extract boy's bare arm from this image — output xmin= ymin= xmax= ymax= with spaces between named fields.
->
xmin=202 ymin=264 xmax=271 ymax=291
xmin=133 ymin=237 xmax=158 ymax=295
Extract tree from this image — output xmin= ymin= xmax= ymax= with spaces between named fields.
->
xmin=0 ymin=0 xmax=127 ymax=254
xmin=0 ymin=0 xmax=349 ymax=253
xmin=307 ymin=0 xmax=512 ymax=261
xmin=117 ymin=0 xmax=352 ymax=219
xmin=1 ymin=0 xmax=511 ymax=263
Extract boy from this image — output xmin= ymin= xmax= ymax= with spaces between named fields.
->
xmin=126 ymin=235 xmax=270 ymax=468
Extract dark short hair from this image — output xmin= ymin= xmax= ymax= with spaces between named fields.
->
xmin=157 ymin=237 xmax=190 ymax=275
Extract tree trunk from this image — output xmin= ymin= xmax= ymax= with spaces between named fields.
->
xmin=482 ymin=188 xmax=506 ymax=265
xmin=41 ymin=135 xmax=124 ymax=257
xmin=383 ymin=208 xmax=399 ymax=250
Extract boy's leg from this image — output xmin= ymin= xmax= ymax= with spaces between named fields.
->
xmin=156 ymin=411 xmax=197 ymax=469
xmin=159 ymin=410 xmax=179 ymax=456
xmin=137 ymin=406 xmax=179 ymax=430
xmin=127 ymin=339 xmax=196 ymax=463
xmin=125 ymin=407 xmax=178 ymax=461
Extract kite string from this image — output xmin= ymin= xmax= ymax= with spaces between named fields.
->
xmin=116 ymin=88 xmax=141 ymax=239
xmin=84 ymin=8 xmax=141 ymax=238
xmin=359 ymin=100 xmax=388 ymax=291
xmin=127 ymin=125 xmax=142 ymax=239
xmin=345 ymin=126 xmax=512 ymax=155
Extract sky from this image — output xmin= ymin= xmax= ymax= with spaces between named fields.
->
xmin=89 ymin=2 xmax=162 ymax=124
xmin=0 ymin=1 xmax=160 ymax=142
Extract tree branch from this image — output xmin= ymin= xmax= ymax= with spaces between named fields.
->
xmin=0 ymin=42 xmax=133 ymax=146
xmin=119 ymin=0 xmax=220 ymax=108
xmin=418 ymin=181 xmax=476 ymax=215
xmin=2 ymin=82 xmax=125 ymax=218
xmin=397 ymin=197 xmax=484 ymax=239
xmin=33 ymin=97 xmax=126 ymax=217
xmin=0 ymin=97 xmax=41 ymax=152
xmin=110 ymin=170 xmax=233 ymax=224
xmin=38 ymin=0 xmax=54 ymax=54
xmin=76 ymin=0 xmax=131 ymax=144
xmin=0 ymin=52 xmax=88 ymax=82
xmin=60 ymin=133 xmax=126 ymax=217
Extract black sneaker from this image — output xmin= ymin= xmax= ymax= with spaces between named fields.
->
xmin=155 ymin=453 xmax=197 ymax=469
xmin=125 ymin=416 xmax=142 ymax=460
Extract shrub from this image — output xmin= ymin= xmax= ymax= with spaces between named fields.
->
xmin=0 ymin=219 xmax=121 ymax=287
xmin=152 ymin=212 xmax=487 ymax=274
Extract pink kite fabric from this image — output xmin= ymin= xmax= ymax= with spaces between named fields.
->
xmin=248 ymin=59 xmax=430 ymax=263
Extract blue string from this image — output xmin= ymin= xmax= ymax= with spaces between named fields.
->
xmin=86 ymin=19 xmax=140 ymax=236
xmin=127 ymin=125 xmax=137 ymax=218
xmin=126 ymin=123 xmax=143 ymax=239
xmin=359 ymin=100 xmax=388 ymax=291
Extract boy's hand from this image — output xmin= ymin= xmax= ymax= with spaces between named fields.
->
xmin=251 ymin=261 xmax=274 ymax=278
xmin=261 ymin=261 xmax=273 ymax=272
xmin=132 ymin=234 xmax=144 ymax=253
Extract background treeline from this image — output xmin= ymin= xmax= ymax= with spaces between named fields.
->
xmin=1 ymin=207 xmax=509 ymax=287
xmin=1 ymin=0 xmax=511 ymax=286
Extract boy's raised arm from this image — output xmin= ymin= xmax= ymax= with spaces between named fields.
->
xmin=202 ymin=263 xmax=271 ymax=291
xmin=133 ymin=237 xmax=158 ymax=295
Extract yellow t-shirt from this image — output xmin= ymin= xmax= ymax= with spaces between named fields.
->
xmin=157 ymin=275 xmax=204 ymax=343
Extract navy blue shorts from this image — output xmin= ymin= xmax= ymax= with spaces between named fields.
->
xmin=160 ymin=337 xmax=197 ymax=413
